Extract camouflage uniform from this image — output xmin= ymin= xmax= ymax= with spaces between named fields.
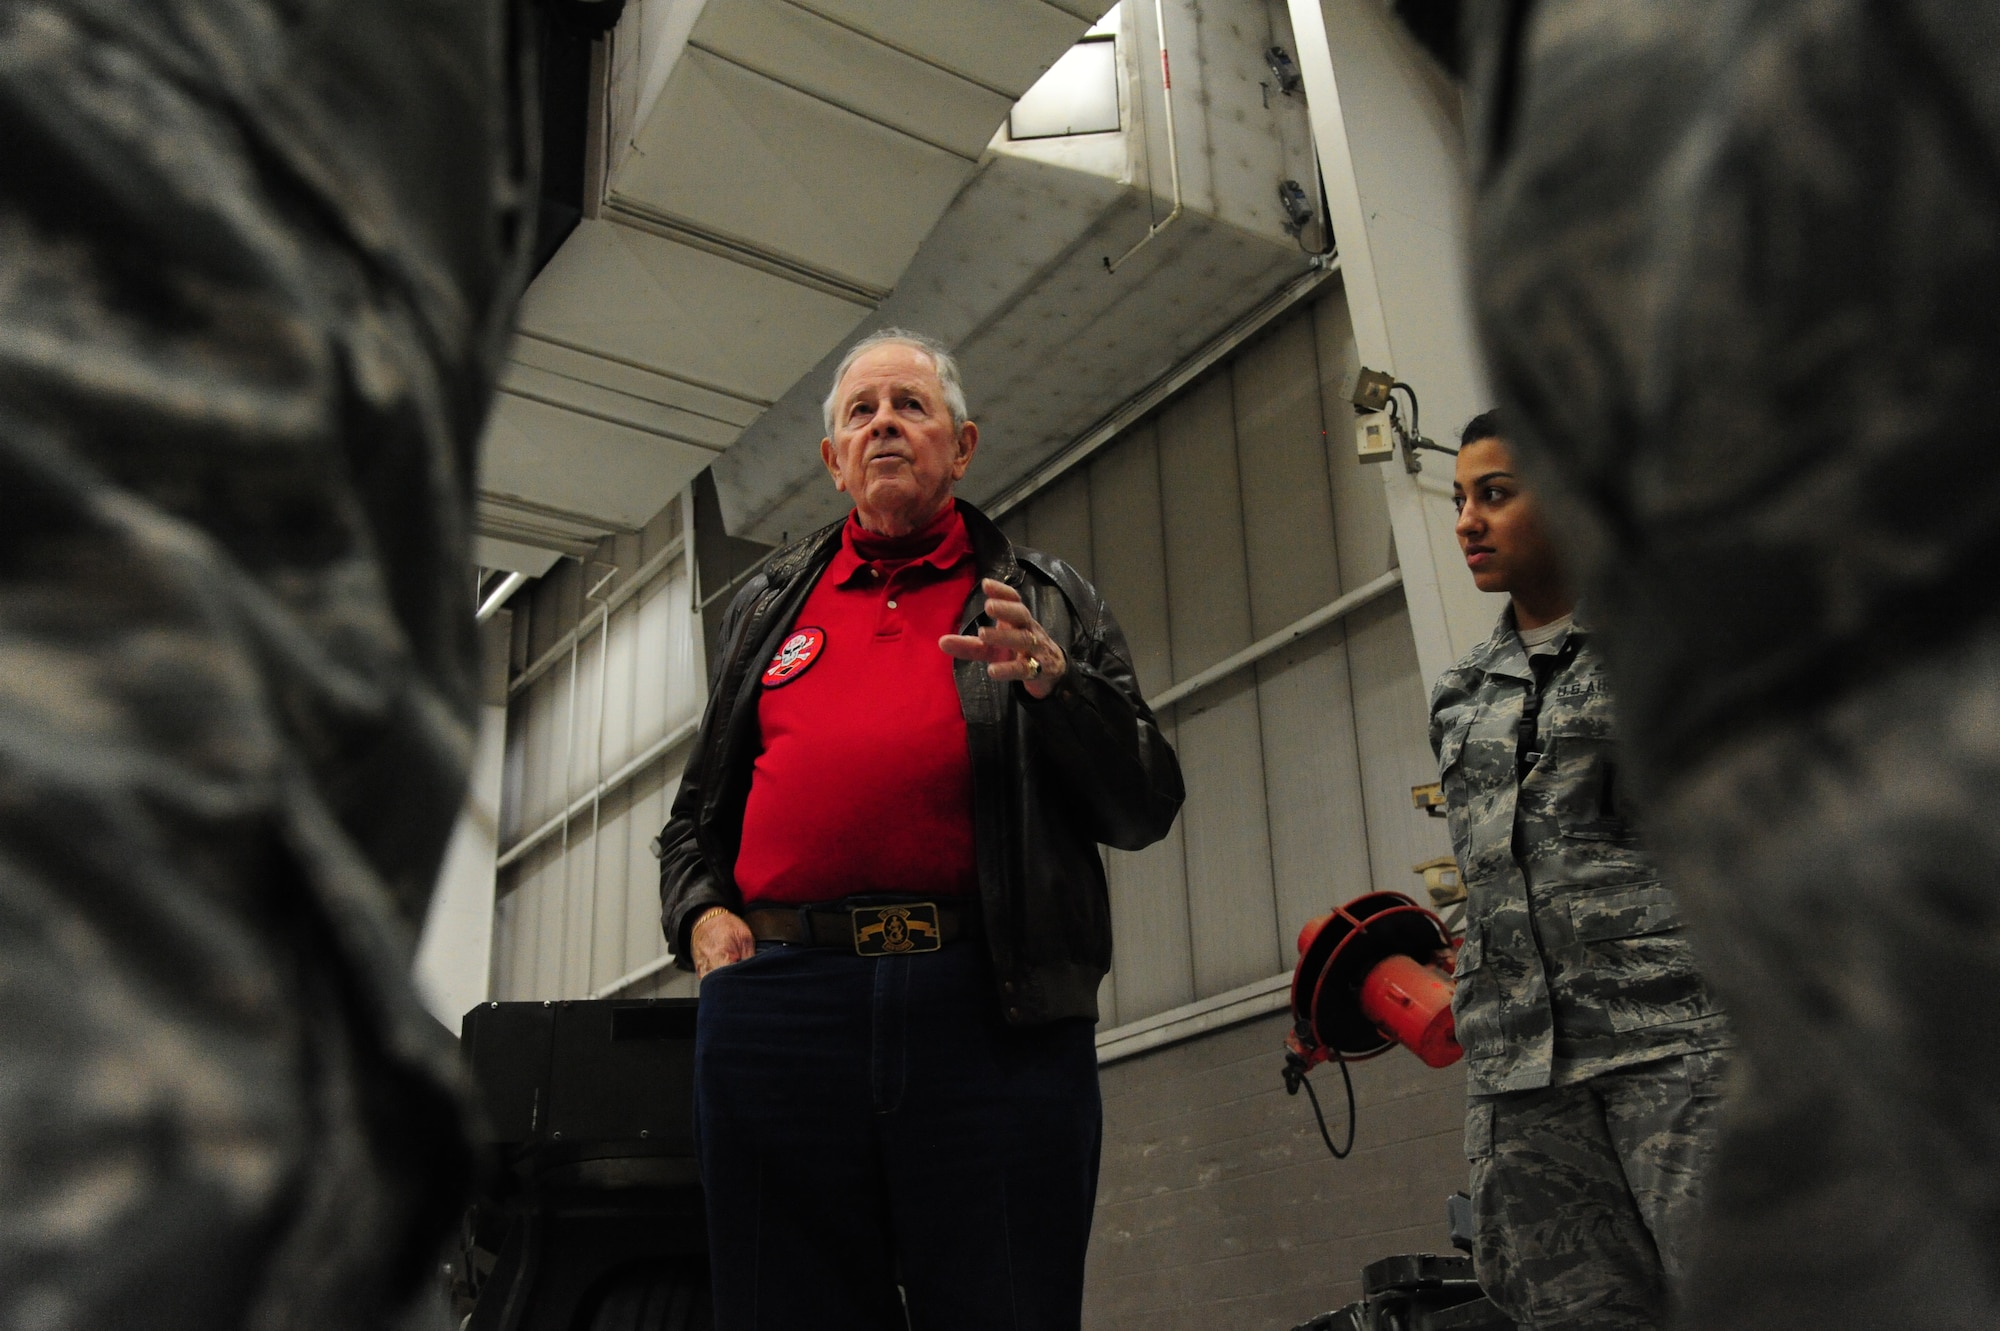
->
xmin=0 ymin=3 xmax=531 ymax=1328
xmin=1433 ymin=610 xmax=1731 ymax=1328
xmin=1461 ymin=2 xmax=2000 ymax=1327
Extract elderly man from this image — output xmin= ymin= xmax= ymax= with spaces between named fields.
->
xmin=656 ymin=328 xmax=1183 ymax=1330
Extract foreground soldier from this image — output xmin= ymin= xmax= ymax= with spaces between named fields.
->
xmin=656 ymin=329 xmax=1183 ymax=1330
xmin=1431 ymin=414 xmax=1733 ymax=1330
xmin=0 ymin=1 xmax=532 ymax=1326
xmin=1460 ymin=3 xmax=2000 ymax=1326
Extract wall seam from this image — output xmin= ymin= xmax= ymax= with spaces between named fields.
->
xmin=1227 ymin=357 xmax=1287 ymax=978
xmin=1151 ymin=421 xmax=1198 ymax=1008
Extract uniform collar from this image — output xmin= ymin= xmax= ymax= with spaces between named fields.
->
xmin=1474 ymin=603 xmax=1590 ymax=684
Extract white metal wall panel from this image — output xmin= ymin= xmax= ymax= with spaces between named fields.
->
xmin=1157 ymin=374 xmax=1256 ymax=678
xmin=1313 ymin=290 xmax=1395 ymax=587
xmin=1345 ymin=595 xmax=1454 ymax=898
xmin=632 ymin=581 xmax=674 ymax=762
xmin=1082 ymin=429 xmax=1193 ymax=1023
xmin=1023 ymin=466 xmax=1094 ymax=578
xmin=619 ymin=767 xmax=679 ymax=983
xmin=1233 ymin=318 xmax=1342 ymax=627
xmin=987 ymin=285 xmax=1449 ymax=1028
xmin=1104 ymin=815 xmax=1194 ymax=1023
xmin=491 ymin=536 xmax=706 ymax=1002
xmin=1254 ymin=624 xmax=1375 ymax=956
xmin=1176 ymin=679 xmax=1283 ymax=993
xmin=1155 ymin=373 xmax=1282 ymax=995
xmin=1230 ymin=316 xmax=1378 ymax=955
xmin=1084 ymin=425 xmax=1174 ymax=697
xmin=586 ymin=782 xmax=635 ymax=993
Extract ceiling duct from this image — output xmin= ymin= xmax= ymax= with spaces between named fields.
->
xmin=477 ymin=0 xmax=1325 ymax=567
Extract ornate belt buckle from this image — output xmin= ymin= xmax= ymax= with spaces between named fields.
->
xmin=851 ymin=902 xmax=941 ymax=956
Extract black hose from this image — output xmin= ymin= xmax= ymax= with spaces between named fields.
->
xmin=1284 ymin=1050 xmax=1358 ymax=1160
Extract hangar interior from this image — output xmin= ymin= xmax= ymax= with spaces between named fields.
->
xmin=418 ymin=0 xmax=1511 ymax=1323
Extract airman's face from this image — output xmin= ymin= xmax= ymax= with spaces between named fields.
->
xmin=1451 ymin=436 xmax=1566 ymax=599
xmin=820 ymin=344 xmax=977 ymax=537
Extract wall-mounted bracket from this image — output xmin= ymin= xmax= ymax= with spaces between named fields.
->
xmin=1410 ymin=782 xmax=1447 ymax=817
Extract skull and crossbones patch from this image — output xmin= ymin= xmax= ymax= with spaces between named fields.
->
xmin=762 ymin=626 xmax=826 ymax=687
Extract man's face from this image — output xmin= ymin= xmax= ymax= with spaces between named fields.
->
xmin=820 ymin=343 xmax=977 ymax=536
xmin=1451 ymin=436 xmax=1566 ymax=598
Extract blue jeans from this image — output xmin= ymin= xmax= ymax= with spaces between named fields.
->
xmin=694 ymin=940 xmax=1101 ymax=1330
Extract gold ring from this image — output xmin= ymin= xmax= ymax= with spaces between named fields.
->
xmin=1025 ymin=655 xmax=1043 ymax=680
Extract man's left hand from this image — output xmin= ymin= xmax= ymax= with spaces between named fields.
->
xmin=940 ymin=578 xmax=1067 ymax=700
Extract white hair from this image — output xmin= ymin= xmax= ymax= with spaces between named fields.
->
xmin=820 ymin=328 xmax=968 ymax=439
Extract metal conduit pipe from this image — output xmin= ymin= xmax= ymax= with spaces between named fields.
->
xmin=475 ymin=570 xmax=529 ymax=622
xmin=1105 ymin=0 xmax=1184 ymax=274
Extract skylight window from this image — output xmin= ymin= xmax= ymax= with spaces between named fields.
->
xmin=1008 ymin=31 xmax=1121 ymax=141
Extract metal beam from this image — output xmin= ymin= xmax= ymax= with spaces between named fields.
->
xmin=1285 ymin=0 xmax=1497 ymax=686
xmin=1149 ymin=568 xmax=1403 ymax=712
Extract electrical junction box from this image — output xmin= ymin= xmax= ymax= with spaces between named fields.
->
xmin=1356 ymin=410 xmax=1396 ymax=464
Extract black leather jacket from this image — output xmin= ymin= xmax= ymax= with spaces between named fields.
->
xmin=657 ymin=500 xmax=1183 ymax=1025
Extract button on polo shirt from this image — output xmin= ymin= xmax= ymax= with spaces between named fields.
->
xmin=734 ymin=504 xmax=979 ymax=906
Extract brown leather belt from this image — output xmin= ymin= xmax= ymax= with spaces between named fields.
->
xmin=742 ymin=900 xmax=978 ymax=956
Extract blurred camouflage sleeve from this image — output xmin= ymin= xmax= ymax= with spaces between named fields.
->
xmin=1465 ymin=1 xmax=2000 ymax=1327
xmin=0 ymin=2 xmax=532 ymax=1327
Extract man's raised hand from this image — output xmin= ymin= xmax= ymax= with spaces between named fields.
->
xmin=940 ymin=578 xmax=1067 ymax=701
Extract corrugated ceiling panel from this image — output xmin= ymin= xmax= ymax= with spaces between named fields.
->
xmin=510 ymin=336 xmax=767 ymax=430
xmin=691 ymin=0 xmax=1010 ymax=159
xmin=613 ymin=49 xmax=973 ymax=293
xmin=518 ymin=220 xmax=867 ymax=405
xmin=498 ymin=364 xmax=743 ymax=451
xmin=479 ymin=398 xmax=714 ymax=547
xmin=788 ymin=0 xmax=1097 ymax=97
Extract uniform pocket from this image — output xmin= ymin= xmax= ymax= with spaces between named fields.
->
xmin=1566 ymin=882 xmax=1718 ymax=1033
xmin=1463 ymin=1099 xmax=1495 ymax=1162
xmin=1685 ymin=1048 xmax=1733 ymax=1100
xmin=1569 ymin=881 xmax=1681 ymax=942
xmin=1437 ymin=723 xmax=1469 ymax=775
xmin=1454 ymin=933 xmax=1483 ymax=975
xmin=1562 ymin=825 xmax=1635 ymax=843
xmin=1448 ymin=928 xmax=1506 ymax=1065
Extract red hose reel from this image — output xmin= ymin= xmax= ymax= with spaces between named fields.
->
xmin=1287 ymin=891 xmax=1462 ymax=1073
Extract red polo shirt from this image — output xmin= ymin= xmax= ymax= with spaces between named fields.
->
xmin=733 ymin=504 xmax=979 ymax=905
